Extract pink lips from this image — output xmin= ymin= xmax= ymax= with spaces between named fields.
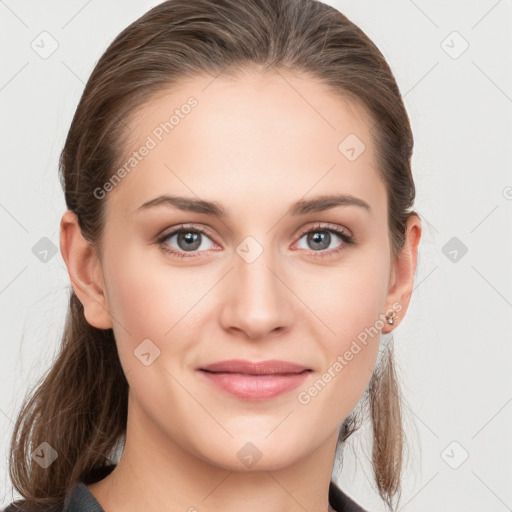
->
xmin=198 ymin=359 xmax=311 ymax=400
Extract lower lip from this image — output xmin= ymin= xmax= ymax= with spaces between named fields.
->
xmin=198 ymin=370 xmax=311 ymax=400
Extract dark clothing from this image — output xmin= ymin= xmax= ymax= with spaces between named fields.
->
xmin=3 ymin=464 xmax=367 ymax=512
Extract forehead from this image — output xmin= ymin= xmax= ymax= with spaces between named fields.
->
xmin=105 ymin=69 xmax=387 ymax=221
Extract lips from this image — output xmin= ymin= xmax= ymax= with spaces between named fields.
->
xmin=197 ymin=359 xmax=312 ymax=400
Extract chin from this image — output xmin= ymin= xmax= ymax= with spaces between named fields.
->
xmin=194 ymin=437 xmax=305 ymax=473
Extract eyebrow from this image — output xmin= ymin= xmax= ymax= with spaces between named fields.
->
xmin=134 ymin=193 xmax=372 ymax=217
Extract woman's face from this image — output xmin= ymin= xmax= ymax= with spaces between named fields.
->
xmin=84 ymin=69 xmax=410 ymax=471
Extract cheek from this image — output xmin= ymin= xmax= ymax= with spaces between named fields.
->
xmin=297 ymin=245 xmax=390 ymax=344
xmin=102 ymin=247 xmax=208 ymax=355
xmin=294 ymin=245 xmax=390 ymax=400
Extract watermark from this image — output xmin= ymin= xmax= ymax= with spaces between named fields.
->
xmin=297 ymin=301 xmax=402 ymax=405
xmin=133 ymin=338 xmax=161 ymax=366
xmin=237 ymin=441 xmax=263 ymax=468
xmin=441 ymin=441 xmax=469 ymax=469
xmin=440 ymin=31 xmax=469 ymax=60
xmin=442 ymin=236 xmax=468 ymax=263
xmin=93 ymin=96 xmax=198 ymax=200
xmin=31 ymin=31 xmax=59 ymax=60
xmin=31 ymin=441 xmax=58 ymax=469
xmin=338 ymin=133 xmax=366 ymax=162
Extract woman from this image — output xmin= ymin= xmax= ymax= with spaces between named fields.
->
xmin=4 ymin=0 xmax=421 ymax=511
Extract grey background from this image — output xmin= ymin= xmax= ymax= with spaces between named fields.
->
xmin=1 ymin=0 xmax=511 ymax=510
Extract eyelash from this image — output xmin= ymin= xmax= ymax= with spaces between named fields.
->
xmin=155 ymin=223 xmax=354 ymax=260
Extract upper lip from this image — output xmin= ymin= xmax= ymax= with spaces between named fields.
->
xmin=199 ymin=359 xmax=310 ymax=375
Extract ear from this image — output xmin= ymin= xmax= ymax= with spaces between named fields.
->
xmin=381 ymin=214 xmax=422 ymax=333
xmin=59 ymin=210 xmax=113 ymax=330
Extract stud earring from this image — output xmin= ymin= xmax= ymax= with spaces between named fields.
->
xmin=386 ymin=311 xmax=397 ymax=325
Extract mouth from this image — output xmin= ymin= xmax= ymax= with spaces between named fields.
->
xmin=197 ymin=359 xmax=312 ymax=400
xmin=199 ymin=359 xmax=311 ymax=375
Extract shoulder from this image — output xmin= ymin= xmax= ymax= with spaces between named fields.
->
xmin=2 ymin=503 xmax=23 ymax=512
xmin=329 ymin=480 xmax=368 ymax=512
xmin=4 ymin=479 xmax=361 ymax=512
xmin=1 ymin=483 xmax=92 ymax=512
xmin=2 ymin=501 xmax=63 ymax=512
xmin=2 ymin=465 xmax=114 ymax=512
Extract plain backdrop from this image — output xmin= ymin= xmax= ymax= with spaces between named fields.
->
xmin=1 ymin=1 xmax=511 ymax=510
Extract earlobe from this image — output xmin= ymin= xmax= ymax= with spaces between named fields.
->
xmin=381 ymin=214 xmax=422 ymax=334
xmin=59 ymin=210 xmax=113 ymax=330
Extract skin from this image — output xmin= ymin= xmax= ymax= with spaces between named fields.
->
xmin=60 ymin=68 xmax=421 ymax=512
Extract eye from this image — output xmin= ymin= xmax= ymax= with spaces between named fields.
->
xmin=294 ymin=223 xmax=354 ymax=258
xmin=156 ymin=222 xmax=354 ymax=260
xmin=156 ymin=225 xmax=217 ymax=259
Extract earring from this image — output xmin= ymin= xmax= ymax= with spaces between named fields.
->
xmin=386 ymin=311 xmax=397 ymax=325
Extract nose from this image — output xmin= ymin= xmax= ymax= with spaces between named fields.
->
xmin=219 ymin=243 xmax=295 ymax=341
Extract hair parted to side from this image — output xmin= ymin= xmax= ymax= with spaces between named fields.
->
xmin=7 ymin=0 xmax=417 ymax=510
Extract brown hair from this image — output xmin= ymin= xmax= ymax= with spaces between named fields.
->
xmin=7 ymin=0 xmax=417 ymax=510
